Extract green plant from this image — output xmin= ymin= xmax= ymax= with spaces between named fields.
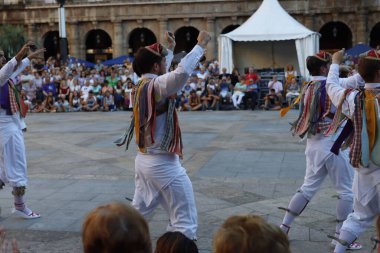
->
xmin=0 ymin=24 xmax=26 ymax=59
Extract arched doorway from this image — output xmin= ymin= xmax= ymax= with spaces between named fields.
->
xmin=174 ymin=26 xmax=199 ymax=54
xmin=370 ymin=22 xmax=380 ymax=49
xmin=319 ymin=21 xmax=352 ymax=51
xmin=43 ymin=31 xmax=60 ymax=60
xmin=128 ymin=28 xmax=157 ymax=56
xmin=221 ymin=24 xmax=240 ymax=34
xmin=85 ymin=29 xmax=112 ymax=62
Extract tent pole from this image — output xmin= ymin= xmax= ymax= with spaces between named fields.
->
xmin=271 ymin=42 xmax=275 ymax=69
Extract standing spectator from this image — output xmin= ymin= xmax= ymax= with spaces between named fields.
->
xmin=33 ymin=70 xmax=43 ymax=88
xmin=245 ymin=66 xmax=260 ymax=85
xmin=94 ymin=59 xmax=103 ymax=72
xmin=24 ymin=80 xmax=36 ymax=102
xmin=284 ymin=64 xmax=297 ymax=96
xmin=20 ymin=66 xmax=34 ymax=90
xmin=123 ymin=80 xmax=134 ymax=110
xmin=114 ymin=80 xmax=124 ymax=110
xmin=231 ymin=76 xmax=246 ymax=110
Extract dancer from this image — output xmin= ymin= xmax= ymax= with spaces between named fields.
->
xmin=279 ymin=51 xmax=364 ymax=250
xmin=326 ymin=49 xmax=380 ymax=253
xmin=0 ymin=42 xmax=45 ymax=219
xmin=115 ymin=31 xmax=211 ymax=240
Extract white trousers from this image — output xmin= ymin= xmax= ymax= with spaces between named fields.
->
xmin=132 ymin=154 xmax=198 ymax=240
xmin=300 ymin=152 xmax=354 ymax=202
xmin=231 ymin=92 xmax=245 ymax=107
xmin=0 ymin=129 xmax=27 ymax=187
xmin=340 ymin=180 xmax=380 ymax=237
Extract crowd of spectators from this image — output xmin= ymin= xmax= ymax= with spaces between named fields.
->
xmin=13 ymin=54 xmax=302 ymax=114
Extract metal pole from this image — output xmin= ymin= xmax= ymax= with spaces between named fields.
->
xmin=58 ymin=2 xmax=68 ymax=64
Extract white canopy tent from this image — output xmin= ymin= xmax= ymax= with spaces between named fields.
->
xmin=218 ymin=0 xmax=320 ymax=78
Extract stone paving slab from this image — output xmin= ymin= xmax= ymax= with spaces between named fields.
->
xmin=0 ymin=110 xmax=375 ymax=253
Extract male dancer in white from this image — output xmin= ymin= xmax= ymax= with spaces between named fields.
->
xmin=115 ymin=31 xmax=211 ymax=239
xmin=279 ymin=51 xmax=364 ymax=250
xmin=327 ymin=49 xmax=380 ymax=253
xmin=0 ymin=42 xmax=45 ymax=218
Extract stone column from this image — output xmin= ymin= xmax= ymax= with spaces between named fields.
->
xmin=113 ymin=21 xmax=123 ymax=57
xmin=27 ymin=23 xmax=36 ymax=43
xmin=159 ymin=19 xmax=168 ymax=44
xmin=356 ymin=9 xmax=367 ymax=44
xmin=206 ymin=17 xmax=216 ymax=61
xmin=68 ymin=22 xmax=80 ymax=58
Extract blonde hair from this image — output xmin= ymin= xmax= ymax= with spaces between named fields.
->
xmin=82 ymin=202 xmax=151 ymax=253
xmin=213 ymin=215 xmax=291 ymax=253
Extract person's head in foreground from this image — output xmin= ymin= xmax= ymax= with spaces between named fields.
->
xmin=306 ymin=51 xmax=332 ymax=77
xmin=155 ymin=231 xmax=198 ymax=253
xmin=213 ymin=214 xmax=291 ymax=253
xmin=82 ymin=202 xmax=151 ymax=253
xmin=357 ymin=49 xmax=380 ymax=83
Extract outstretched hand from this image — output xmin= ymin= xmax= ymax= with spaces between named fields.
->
xmin=27 ymin=48 xmax=46 ymax=61
xmin=332 ymin=48 xmax=345 ymax=65
xmin=165 ymin=31 xmax=176 ymax=51
xmin=197 ymin=31 xmax=211 ymax=49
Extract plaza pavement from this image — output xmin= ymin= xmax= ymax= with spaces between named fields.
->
xmin=0 ymin=110 xmax=375 ymax=253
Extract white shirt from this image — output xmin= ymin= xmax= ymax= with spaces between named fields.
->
xmin=268 ymin=80 xmax=283 ymax=94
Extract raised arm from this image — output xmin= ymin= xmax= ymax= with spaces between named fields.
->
xmin=338 ymin=72 xmax=364 ymax=89
xmin=154 ymin=31 xmax=210 ymax=101
xmin=327 ymin=50 xmax=357 ymax=119
xmin=0 ymin=58 xmax=18 ymax=87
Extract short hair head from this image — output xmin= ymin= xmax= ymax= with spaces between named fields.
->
xmin=306 ymin=51 xmax=331 ymax=76
xmin=132 ymin=43 xmax=167 ymax=77
xmin=213 ymin=215 xmax=290 ymax=253
xmin=82 ymin=202 xmax=151 ymax=253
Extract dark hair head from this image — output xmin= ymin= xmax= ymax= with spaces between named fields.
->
xmin=358 ymin=57 xmax=380 ymax=83
xmin=155 ymin=231 xmax=198 ymax=253
xmin=132 ymin=47 xmax=163 ymax=77
xmin=306 ymin=56 xmax=330 ymax=76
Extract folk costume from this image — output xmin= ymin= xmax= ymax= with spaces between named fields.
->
xmin=326 ymin=50 xmax=380 ymax=253
xmin=115 ymin=43 xmax=205 ymax=240
xmin=279 ymin=52 xmax=364 ymax=250
xmin=0 ymin=57 xmax=40 ymax=219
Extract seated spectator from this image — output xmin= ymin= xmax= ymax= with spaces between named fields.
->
xmin=42 ymin=76 xmax=57 ymax=98
xmin=217 ymin=76 xmax=232 ymax=104
xmin=70 ymin=90 xmax=82 ymax=112
xmin=123 ymin=80 xmax=134 ymax=110
xmin=285 ymin=77 xmax=300 ymax=106
xmin=82 ymin=202 xmax=151 ymax=253
xmin=81 ymin=79 xmax=93 ymax=101
xmin=24 ymin=80 xmax=36 ymax=102
xmin=231 ymin=76 xmax=246 ymax=110
xmin=243 ymin=78 xmax=258 ymax=110
xmin=219 ymin=67 xmax=230 ymax=80
xmin=58 ymin=79 xmax=70 ymax=101
xmin=245 ymin=66 xmax=260 ymax=85
xmin=207 ymin=77 xmax=217 ymax=91
xmin=182 ymin=80 xmax=194 ymax=97
xmin=185 ymin=90 xmax=202 ymax=111
xmin=267 ymin=75 xmax=283 ymax=103
xmin=155 ymin=231 xmax=198 ymax=253
xmin=82 ymin=91 xmax=99 ymax=112
xmin=54 ymin=97 xmax=69 ymax=112
xmin=201 ymin=85 xmax=219 ymax=111
xmin=213 ymin=215 xmax=291 ymax=253
xmin=33 ymin=99 xmax=45 ymax=113
xmin=44 ymin=92 xmax=56 ymax=113
xmin=102 ymin=90 xmax=115 ymax=112
xmin=263 ymin=89 xmax=281 ymax=110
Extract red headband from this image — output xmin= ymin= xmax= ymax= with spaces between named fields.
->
xmin=360 ymin=49 xmax=380 ymax=61
xmin=145 ymin=43 xmax=168 ymax=57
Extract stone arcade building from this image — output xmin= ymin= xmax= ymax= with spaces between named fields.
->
xmin=1 ymin=0 xmax=380 ymax=64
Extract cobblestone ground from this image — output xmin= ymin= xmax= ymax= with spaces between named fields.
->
xmin=0 ymin=110 xmax=375 ymax=253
